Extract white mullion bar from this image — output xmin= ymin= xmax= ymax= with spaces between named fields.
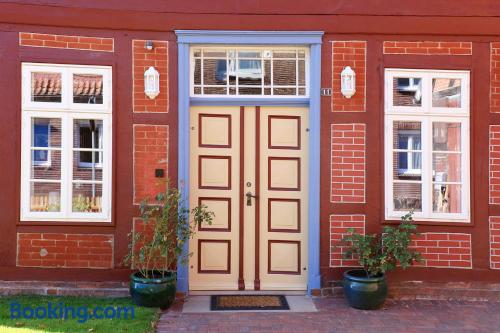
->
xmin=423 ymin=117 xmax=433 ymax=217
xmin=29 ymin=179 xmax=62 ymax=183
xmin=226 ymin=50 xmax=229 ymax=95
xmin=62 ymin=114 xmax=72 ymax=217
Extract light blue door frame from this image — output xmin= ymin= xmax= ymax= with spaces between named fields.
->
xmin=175 ymin=30 xmax=323 ymax=294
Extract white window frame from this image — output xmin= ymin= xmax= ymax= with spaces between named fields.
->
xmin=21 ymin=63 xmax=112 ymax=222
xmin=189 ymin=46 xmax=310 ymax=98
xmin=384 ymin=69 xmax=470 ymax=222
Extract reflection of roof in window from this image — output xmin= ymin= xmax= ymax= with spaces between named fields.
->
xmin=31 ymin=73 xmax=103 ymax=97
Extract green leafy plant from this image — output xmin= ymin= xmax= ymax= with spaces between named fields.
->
xmin=341 ymin=212 xmax=422 ymax=277
xmin=124 ymin=183 xmax=214 ymax=279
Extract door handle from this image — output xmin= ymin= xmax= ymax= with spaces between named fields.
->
xmin=246 ymin=192 xmax=257 ymax=206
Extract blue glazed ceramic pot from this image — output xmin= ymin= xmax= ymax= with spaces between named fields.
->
xmin=129 ymin=270 xmax=176 ymax=309
xmin=343 ymin=269 xmax=387 ymax=310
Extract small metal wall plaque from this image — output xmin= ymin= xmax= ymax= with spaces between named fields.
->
xmin=321 ymin=88 xmax=332 ymax=96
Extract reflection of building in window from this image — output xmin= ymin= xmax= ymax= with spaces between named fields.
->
xmin=33 ymin=119 xmax=51 ymax=166
xmin=192 ymin=48 xmax=307 ymax=96
xmin=432 ymin=78 xmax=461 ymax=107
xmin=76 ymin=120 xmax=103 ymax=168
xmin=394 ymin=77 xmax=422 ymax=106
xmin=397 ymin=130 xmax=421 ymax=176
xmin=73 ymin=74 xmax=103 ymax=104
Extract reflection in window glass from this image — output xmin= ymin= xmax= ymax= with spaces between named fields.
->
xmin=432 ymin=78 xmax=461 ymax=107
xmin=393 ymin=182 xmax=422 ymax=212
xmin=393 ymin=77 xmax=422 ymax=107
xmin=393 ymin=122 xmax=422 ymax=178
xmin=73 ymin=183 xmax=102 ymax=213
xmin=31 ymin=72 xmax=62 ymax=103
xmin=30 ymin=182 xmax=61 ymax=212
xmin=73 ymin=119 xmax=103 ymax=168
xmin=192 ymin=48 xmax=307 ymax=96
xmin=73 ymin=74 xmax=103 ymax=104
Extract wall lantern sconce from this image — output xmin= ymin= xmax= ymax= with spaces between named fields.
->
xmin=341 ymin=66 xmax=356 ymax=99
xmin=145 ymin=40 xmax=154 ymax=51
xmin=144 ymin=66 xmax=160 ymax=99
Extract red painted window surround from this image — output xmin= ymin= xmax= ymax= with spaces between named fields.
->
xmin=19 ymin=33 xmax=114 ymax=52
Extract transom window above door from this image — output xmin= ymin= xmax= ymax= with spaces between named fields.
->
xmin=190 ymin=47 xmax=309 ymax=97
xmin=384 ymin=69 xmax=470 ymax=222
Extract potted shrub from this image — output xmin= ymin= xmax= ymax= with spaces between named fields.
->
xmin=124 ymin=185 xmax=213 ymax=309
xmin=340 ymin=212 xmax=421 ymax=310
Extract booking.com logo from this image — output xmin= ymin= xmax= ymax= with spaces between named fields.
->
xmin=10 ymin=302 xmax=135 ymax=323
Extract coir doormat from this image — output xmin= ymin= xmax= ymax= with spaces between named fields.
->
xmin=210 ymin=295 xmax=290 ymax=311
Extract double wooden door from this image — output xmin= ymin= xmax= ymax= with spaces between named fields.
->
xmin=189 ymin=105 xmax=308 ymax=290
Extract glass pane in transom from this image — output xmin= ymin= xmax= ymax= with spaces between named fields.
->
xmin=393 ymin=77 xmax=422 ymax=107
xmin=73 ymin=74 xmax=104 ymax=104
xmin=31 ymin=72 xmax=62 ymax=103
xmin=432 ymin=78 xmax=461 ymax=108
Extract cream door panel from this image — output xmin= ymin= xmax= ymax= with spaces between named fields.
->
xmin=189 ymin=105 xmax=308 ymax=291
xmin=189 ymin=106 xmax=240 ymax=290
xmin=259 ymin=106 xmax=308 ymax=290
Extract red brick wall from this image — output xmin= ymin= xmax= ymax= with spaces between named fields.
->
xmin=331 ymin=124 xmax=366 ymax=203
xmin=17 ymin=233 xmax=114 ymax=269
xmin=411 ymin=233 xmax=472 ymax=269
xmin=332 ymin=41 xmax=366 ymax=112
xmin=383 ymin=41 xmax=472 ymax=55
xmin=492 ymin=43 xmax=500 ymax=113
xmin=19 ymin=33 xmax=114 ymax=52
xmin=133 ymin=40 xmax=168 ymax=113
xmin=490 ymin=125 xmax=500 ymax=204
xmin=490 ymin=217 xmax=500 ymax=269
xmin=133 ymin=125 xmax=168 ymax=204
xmin=329 ymin=214 xmax=365 ymax=267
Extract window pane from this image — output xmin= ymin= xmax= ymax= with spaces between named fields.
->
xmin=203 ymin=59 xmax=227 ymax=85
xmin=31 ymin=118 xmax=61 ymax=176
xmin=30 ymin=182 xmax=61 ymax=212
xmin=203 ymin=49 xmax=226 ymax=57
xmin=239 ymin=87 xmax=262 ymax=95
xmin=433 ymin=184 xmax=461 ymax=213
xmin=73 ymin=120 xmax=103 ymax=179
xmin=72 ymin=183 xmax=102 ymax=213
xmin=264 ymin=60 xmax=271 ymax=86
xmin=393 ymin=77 xmax=422 ymax=107
xmin=193 ymin=59 xmax=201 ymax=85
xmin=393 ymin=122 xmax=421 ymax=147
xmin=31 ymin=72 xmax=62 ymax=103
xmin=273 ymin=88 xmax=296 ymax=95
xmin=203 ymin=87 xmax=227 ymax=95
xmin=298 ymin=60 xmax=306 ymax=86
xmin=73 ymin=74 xmax=103 ymax=104
xmin=433 ymin=122 xmax=461 ymax=151
xmin=238 ymin=60 xmax=262 ymax=85
xmin=273 ymin=51 xmax=297 ymax=58
xmin=393 ymin=152 xmax=421 ymax=180
xmin=273 ymin=60 xmax=296 ymax=86
xmin=432 ymin=78 xmax=461 ymax=107
xmin=393 ymin=182 xmax=422 ymax=212
xmin=31 ymin=150 xmax=61 ymax=180
xmin=433 ymin=153 xmax=461 ymax=182
xmin=238 ymin=51 xmax=261 ymax=58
